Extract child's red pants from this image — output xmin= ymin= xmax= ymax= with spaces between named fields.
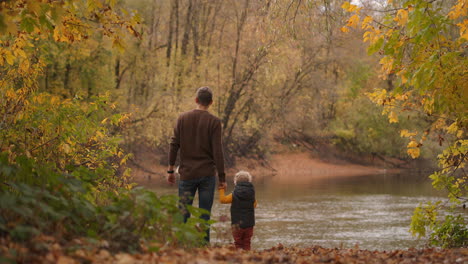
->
xmin=232 ymin=226 xmax=254 ymax=250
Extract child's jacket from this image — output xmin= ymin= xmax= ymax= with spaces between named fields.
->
xmin=220 ymin=182 xmax=256 ymax=228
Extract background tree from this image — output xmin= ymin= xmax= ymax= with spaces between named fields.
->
xmin=108 ymin=0 xmax=416 ymax=168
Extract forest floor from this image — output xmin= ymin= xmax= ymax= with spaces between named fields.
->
xmin=3 ymin=239 xmax=467 ymax=264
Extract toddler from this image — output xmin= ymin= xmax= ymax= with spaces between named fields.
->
xmin=219 ymin=171 xmax=257 ymax=250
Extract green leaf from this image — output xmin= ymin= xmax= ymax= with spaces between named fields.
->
xmin=39 ymin=15 xmax=53 ymax=30
xmin=10 ymin=225 xmax=39 ymax=241
xmin=368 ymin=38 xmax=383 ymax=55
xmin=20 ymin=16 xmax=36 ymax=33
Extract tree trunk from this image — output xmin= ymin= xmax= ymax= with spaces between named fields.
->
xmin=181 ymin=0 xmax=193 ymax=56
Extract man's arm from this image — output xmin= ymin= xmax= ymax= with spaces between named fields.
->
xmin=168 ymin=118 xmax=180 ymax=184
xmin=212 ymin=119 xmax=226 ymax=184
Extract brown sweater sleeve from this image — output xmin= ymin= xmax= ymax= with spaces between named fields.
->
xmin=169 ymin=117 xmax=180 ymax=166
xmin=212 ymin=119 xmax=226 ymax=182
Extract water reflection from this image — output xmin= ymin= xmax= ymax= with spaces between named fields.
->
xmin=145 ymin=173 xmax=450 ymax=250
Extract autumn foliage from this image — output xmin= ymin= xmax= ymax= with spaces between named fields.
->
xmin=0 ymin=0 xmax=209 ymax=260
xmin=342 ymin=0 xmax=467 ymax=247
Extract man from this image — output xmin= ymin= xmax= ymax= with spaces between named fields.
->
xmin=167 ymin=86 xmax=227 ymax=243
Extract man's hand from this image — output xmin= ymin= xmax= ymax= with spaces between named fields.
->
xmin=218 ymin=181 xmax=227 ymax=190
xmin=167 ymin=173 xmax=175 ymax=184
xmin=167 ymin=166 xmax=176 ymax=184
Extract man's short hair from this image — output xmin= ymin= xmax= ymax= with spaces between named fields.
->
xmin=196 ymin=86 xmax=213 ymax=106
xmin=234 ymin=170 xmax=252 ymax=185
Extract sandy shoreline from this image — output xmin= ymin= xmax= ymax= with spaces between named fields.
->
xmin=263 ymin=152 xmax=396 ymax=184
xmin=130 ymin=152 xmax=396 ymax=185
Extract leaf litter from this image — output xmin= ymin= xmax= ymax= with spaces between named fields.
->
xmin=1 ymin=237 xmax=467 ymax=264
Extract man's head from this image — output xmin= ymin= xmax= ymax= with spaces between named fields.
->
xmin=196 ymin=86 xmax=213 ymax=106
xmin=234 ymin=170 xmax=252 ymax=185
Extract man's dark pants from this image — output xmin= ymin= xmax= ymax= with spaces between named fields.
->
xmin=178 ymin=175 xmax=216 ymax=242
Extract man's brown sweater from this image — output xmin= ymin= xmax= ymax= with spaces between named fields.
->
xmin=169 ymin=109 xmax=226 ymax=182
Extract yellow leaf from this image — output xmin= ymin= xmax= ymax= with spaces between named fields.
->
xmin=407 ymin=147 xmax=420 ymax=159
xmin=341 ymin=26 xmax=350 ymax=33
xmin=96 ymin=131 xmax=105 ymax=139
xmin=341 ymin=2 xmax=351 ymax=11
xmin=394 ymin=9 xmax=408 ymax=26
xmin=5 ymin=51 xmax=15 ymax=65
xmin=401 ymin=74 xmax=408 ymax=84
xmin=119 ymin=114 xmax=130 ymax=123
xmin=397 ymin=70 xmax=408 ymax=84
xmin=388 ymin=111 xmax=398 ymax=123
xmin=461 ymin=31 xmax=468 ymax=40
xmin=19 ymin=59 xmax=30 ymax=72
xmin=53 ymin=27 xmax=61 ymax=42
xmin=370 ymin=29 xmax=382 ymax=44
xmin=457 ymin=130 xmax=464 ymax=138
xmin=400 ymin=129 xmax=409 ymax=137
xmin=379 ymin=56 xmax=394 ymax=75
xmin=363 ymin=31 xmax=371 ymax=42
xmin=407 ymin=140 xmax=418 ymax=148
xmin=449 ymin=0 xmax=468 ymax=20
xmin=400 ymin=129 xmax=417 ymax=138
xmin=362 ymin=16 xmax=373 ymax=30
xmin=447 ymin=121 xmax=458 ymax=134
xmin=15 ymin=49 xmax=27 ymax=58
xmin=347 ymin=14 xmax=360 ymax=28
xmin=457 ymin=19 xmax=468 ymax=40
xmin=342 ymin=2 xmax=361 ymax=13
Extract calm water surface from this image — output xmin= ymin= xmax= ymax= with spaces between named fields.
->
xmin=145 ymin=172 xmax=448 ymax=251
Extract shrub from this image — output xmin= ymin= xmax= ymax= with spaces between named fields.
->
xmin=430 ymin=214 xmax=468 ymax=248
xmin=0 ymin=154 xmax=209 ymax=252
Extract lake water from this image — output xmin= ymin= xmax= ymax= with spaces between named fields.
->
xmin=144 ymin=172 xmax=449 ymax=251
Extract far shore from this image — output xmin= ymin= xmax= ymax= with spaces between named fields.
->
xmin=130 ymin=152 xmax=399 ymax=185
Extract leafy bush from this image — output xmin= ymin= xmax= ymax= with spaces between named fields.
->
xmin=411 ymin=202 xmax=467 ymax=248
xmin=0 ymin=92 xmax=208 ymax=253
xmin=430 ymin=214 xmax=468 ymax=248
xmin=0 ymin=154 xmax=209 ymax=252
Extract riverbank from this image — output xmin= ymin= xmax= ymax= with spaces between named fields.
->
xmin=130 ymin=150 xmax=400 ymax=185
xmin=5 ymin=242 xmax=466 ymax=263
xmin=239 ymin=152 xmax=398 ymax=184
